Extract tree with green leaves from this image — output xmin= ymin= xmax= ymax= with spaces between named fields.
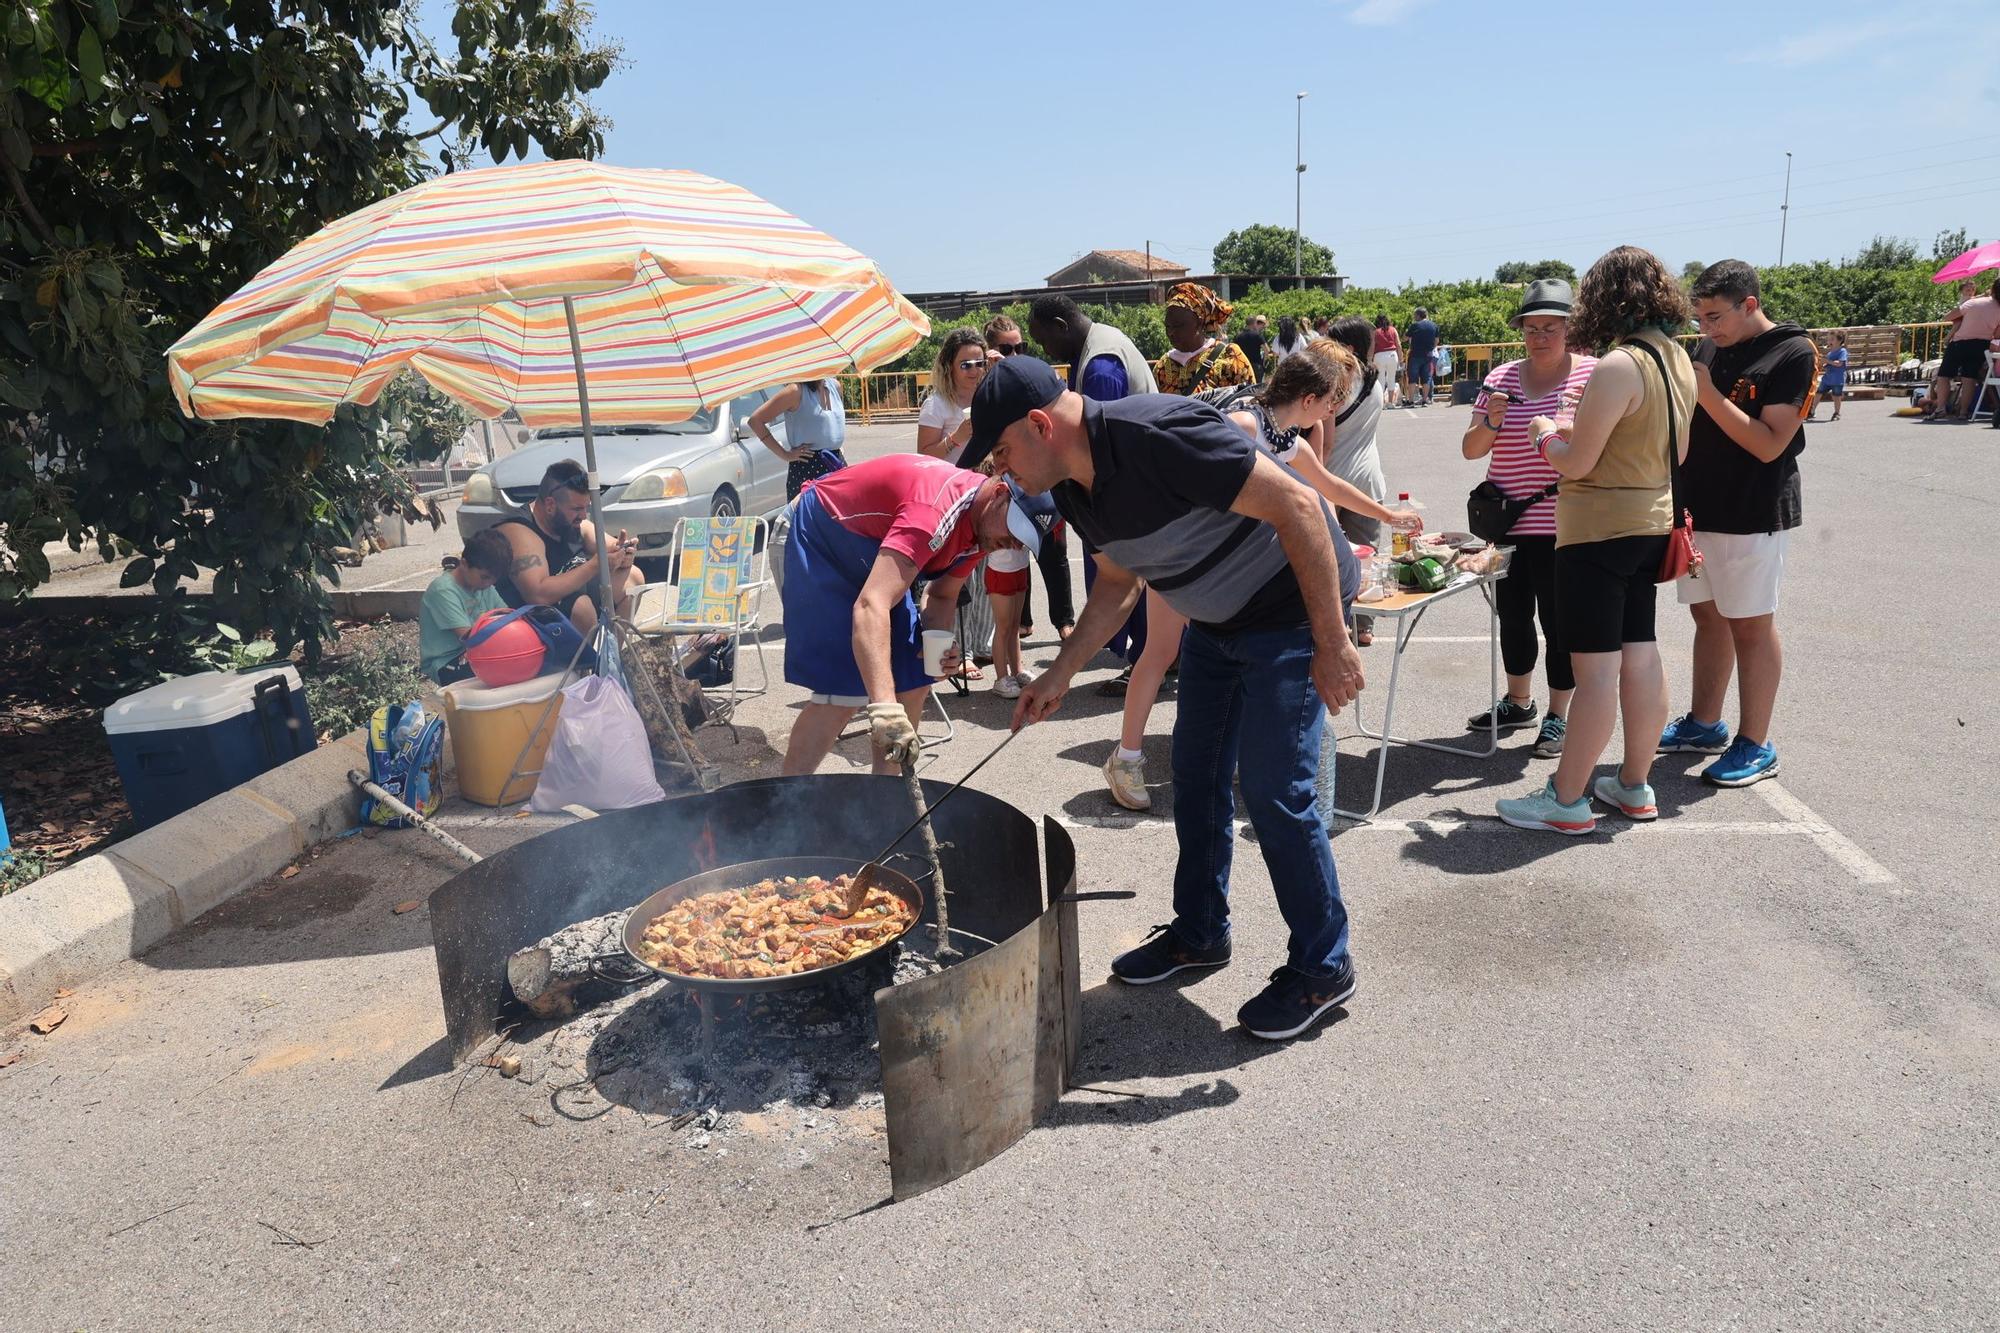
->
xmin=1212 ymin=225 xmax=1334 ymax=277
xmin=1848 ymin=235 xmax=1920 ymax=269
xmin=1931 ymin=227 xmax=1976 ymax=260
xmin=1492 ymin=259 xmax=1576 ymax=284
xmin=0 ymin=0 xmax=617 ymax=662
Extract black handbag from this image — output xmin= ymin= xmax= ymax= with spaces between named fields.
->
xmin=1466 ymin=477 xmax=1558 ymax=543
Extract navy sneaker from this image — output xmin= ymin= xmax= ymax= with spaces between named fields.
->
xmin=1467 ymin=698 xmax=1538 ymax=732
xmin=1702 ymin=737 xmax=1780 ymax=787
xmin=1238 ymin=963 xmax=1356 ymax=1040
xmin=1532 ymin=713 xmax=1566 ymax=758
xmin=1659 ymin=713 xmax=1730 ymax=754
xmin=1110 ymin=925 xmax=1231 ymax=984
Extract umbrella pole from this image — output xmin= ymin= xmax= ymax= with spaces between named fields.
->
xmin=562 ymin=296 xmax=621 ymax=646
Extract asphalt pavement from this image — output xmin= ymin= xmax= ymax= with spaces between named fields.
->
xmin=3 ymin=399 xmax=1995 ymax=1330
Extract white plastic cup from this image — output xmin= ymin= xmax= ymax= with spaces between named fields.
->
xmin=922 ymin=631 xmax=955 ymax=676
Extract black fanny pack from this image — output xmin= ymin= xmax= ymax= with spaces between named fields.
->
xmin=1466 ymin=478 xmax=1558 ymax=543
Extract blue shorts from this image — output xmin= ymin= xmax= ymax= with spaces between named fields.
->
xmin=781 ymin=493 xmax=932 ymax=700
xmin=1409 ymin=353 xmax=1437 ymax=386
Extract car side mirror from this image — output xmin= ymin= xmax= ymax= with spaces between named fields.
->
xmin=732 ymin=423 xmax=750 ymax=442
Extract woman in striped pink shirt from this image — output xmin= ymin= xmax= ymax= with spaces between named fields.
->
xmin=1462 ymin=279 xmax=1598 ymax=759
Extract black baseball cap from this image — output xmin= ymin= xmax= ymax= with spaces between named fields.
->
xmin=963 ymin=354 xmax=1065 ymax=473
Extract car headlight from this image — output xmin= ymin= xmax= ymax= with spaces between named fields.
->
xmin=623 ymin=468 xmax=688 ymax=502
xmin=463 ymin=473 xmax=496 ymax=504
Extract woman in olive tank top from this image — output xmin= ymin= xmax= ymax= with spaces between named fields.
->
xmin=1495 ymin=247 xmax=1695 ymax=836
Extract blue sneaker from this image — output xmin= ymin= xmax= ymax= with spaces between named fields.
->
xmin=1495 ymin=780 xmax=1597 ymax=835
xmin=1702 ymin=737 xmax=1780 ymax=787
xmin=1238 ymin=963 xmax=1356 ymax=1040
xmin=1111 ymin=924 xmax=1232 ymax=984
xmin=1659 ymin=713 xmax=1730 ymax=754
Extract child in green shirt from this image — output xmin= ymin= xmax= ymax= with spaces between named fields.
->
xmin=420 ymin=527 xmax=513 ymax=683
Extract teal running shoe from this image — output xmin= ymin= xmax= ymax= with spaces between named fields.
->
xmin=1495 ymin=780 xmax=1597 ymax=835
xmin=1592 ymin=773 xmax=1659 ymax=820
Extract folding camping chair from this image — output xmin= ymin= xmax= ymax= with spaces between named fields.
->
xmin=628 ymin=515 xmax=771 ymax=722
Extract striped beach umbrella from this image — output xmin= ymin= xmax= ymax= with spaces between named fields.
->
xmin=166 ymin=159 xmax=930 ymax=632
xmin=166 ymin=159 xmax=930 ymax=427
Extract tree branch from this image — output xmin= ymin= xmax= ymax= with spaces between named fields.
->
xmin=0 ymin=154 xmax=57 ymax=249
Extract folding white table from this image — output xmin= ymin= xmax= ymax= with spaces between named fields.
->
xmin=1320 ymin=566 xmax=1509 ymax=822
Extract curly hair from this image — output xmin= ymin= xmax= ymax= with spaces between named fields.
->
xmin=1567 ymin=246 xmax=1690 ymax=352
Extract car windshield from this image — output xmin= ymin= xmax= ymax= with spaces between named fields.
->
xmin=533 ymin=408 xmax=718 ymax=441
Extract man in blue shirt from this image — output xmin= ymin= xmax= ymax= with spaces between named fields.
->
xmin=1406 ymin=307 xmax=1441 ymax=407
xmin=970 ymin=356 xmax=1365 ymax=1041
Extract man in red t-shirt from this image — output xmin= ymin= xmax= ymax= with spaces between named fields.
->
xmin=780 ymin=453 xmax=1038 ymax=775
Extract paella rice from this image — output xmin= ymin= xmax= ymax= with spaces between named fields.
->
xmin=633 ymin=874 xmax=916 ymax=980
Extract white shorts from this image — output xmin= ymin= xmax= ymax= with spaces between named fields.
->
xmin=807 ymin=692 xmax=868 ymax=708
xmin=1678 ymin=530 xmax=1789 ymax=618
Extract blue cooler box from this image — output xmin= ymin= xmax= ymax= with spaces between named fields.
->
xmin=103 ymin=666 xmax=317 ymax=830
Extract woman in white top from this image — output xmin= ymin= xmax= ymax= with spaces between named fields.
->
xmin=916 ymin=328 xmax=988 ymax=462
xmin=1270 ymin=315 xmax=1313 ymax=365
xmin=915 ymin=328 xmax=995 ymax=674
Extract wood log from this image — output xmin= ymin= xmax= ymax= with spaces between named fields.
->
xmin=505 ymin=910 xmax=630 ymax=1018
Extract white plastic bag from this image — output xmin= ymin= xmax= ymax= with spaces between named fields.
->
xmin=529 ymin=675 xmax=665 ymax=812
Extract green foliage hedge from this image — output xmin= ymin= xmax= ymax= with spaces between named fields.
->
xmin=889 ymin=258 xmax=1968 ymax=375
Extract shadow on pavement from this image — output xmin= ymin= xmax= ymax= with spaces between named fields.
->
xmin=1046 ymin=978 xmax=1339 ymax=1131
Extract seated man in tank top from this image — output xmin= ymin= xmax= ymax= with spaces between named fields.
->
xmin=492 ymin=460 xmax=643 ymax=637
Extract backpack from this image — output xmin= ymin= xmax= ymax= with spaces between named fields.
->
xmin=1194 ymin=383 xmax=1261 ymax=413
xmin=360 ymin=701 xmax=444 ymax=827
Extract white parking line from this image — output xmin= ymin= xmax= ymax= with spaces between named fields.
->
xmin=1054 ymin=793 xmax=1899 ymax=887
xmin=1055 ymin=813 xmax=1805 ymax=837
xmin=1748 ymin=780 xmax=1898 ymax=885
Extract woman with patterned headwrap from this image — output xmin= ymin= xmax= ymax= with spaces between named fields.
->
xmin=1152 ymin=283 xmax=1258 ymax=398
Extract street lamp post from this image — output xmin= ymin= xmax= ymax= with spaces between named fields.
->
xmin=1295 ymin=91 xmax=1308 ymax=280
xmin=1778 ymin=150 xmax=1793 ymax=266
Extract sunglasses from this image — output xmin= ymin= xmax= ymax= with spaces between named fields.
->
xmin=957 ymin=358 xmax=989 ymax=372
xmin=992 ymin=343 xmax=1027 ymax=356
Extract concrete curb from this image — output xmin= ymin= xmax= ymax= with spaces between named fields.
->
xmin=0 ymin=729 xmax=371 ymax=1027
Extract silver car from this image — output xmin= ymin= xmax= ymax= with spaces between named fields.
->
xmin=456 ymin=389 xmax=791 ymax=570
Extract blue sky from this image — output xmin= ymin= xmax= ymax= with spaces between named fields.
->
xmin=525 ymin=0 xmax=2000 ymax=291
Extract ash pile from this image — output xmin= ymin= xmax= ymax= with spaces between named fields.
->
xmin=500 ymin=910 xmax=948 ymax=1150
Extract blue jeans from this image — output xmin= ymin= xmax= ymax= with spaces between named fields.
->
xmin=1169 ymin=622 xmax=1351 ymax=978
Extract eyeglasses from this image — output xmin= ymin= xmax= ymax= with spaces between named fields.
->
xmin=1520 ymin=324 xmax=1565 ymax=340
xmin=992 ymin=342 xmax=1026 ymax=356
xmin=958 ymin=358 xmax=989 ymax=372
xmin=1694 ymin=301 xmax=1745 ymax=329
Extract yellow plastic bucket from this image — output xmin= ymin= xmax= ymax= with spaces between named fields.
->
xmin=440 ymin=672 xmax=567 ymax=806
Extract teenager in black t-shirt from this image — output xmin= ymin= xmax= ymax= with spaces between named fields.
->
xmin=1664 ymin=261 xmax=1817 ymax=789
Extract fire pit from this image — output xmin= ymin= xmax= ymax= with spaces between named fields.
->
xmin=427 ymin=774 xmax=1082 ymax=1199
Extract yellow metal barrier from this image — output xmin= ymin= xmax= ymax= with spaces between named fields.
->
xmin=1446 ymin=322 xmax=1952 ymax=389
xmin=836 ymin=364 xmax=1073 ymax=424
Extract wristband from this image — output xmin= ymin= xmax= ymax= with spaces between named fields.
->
xmin=1534 ymin=429 xmax=1559 ymax=457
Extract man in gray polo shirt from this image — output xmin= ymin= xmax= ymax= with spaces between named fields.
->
xmin=967 ymin=356 xmax=1365 ymax=1041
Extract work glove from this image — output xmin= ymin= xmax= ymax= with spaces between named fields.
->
xmin=865 ymin=701 xmax=921 ymax=767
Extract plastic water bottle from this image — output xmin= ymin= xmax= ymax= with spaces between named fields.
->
xmin=1391 ymin=492 xmax=1416 ymax=558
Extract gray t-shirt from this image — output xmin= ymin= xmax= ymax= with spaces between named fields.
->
xmin=1326 ymin=384 xmax=1388 ymax=504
